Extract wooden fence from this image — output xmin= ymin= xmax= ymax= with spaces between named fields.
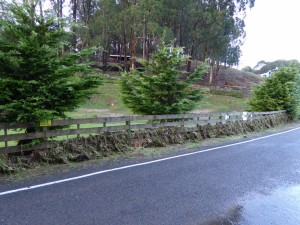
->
xmin=0 ymin=110 xmax=285 ymax=154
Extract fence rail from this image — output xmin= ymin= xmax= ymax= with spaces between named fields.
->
xmin=0 ymin=110 xmax=285 ymax=154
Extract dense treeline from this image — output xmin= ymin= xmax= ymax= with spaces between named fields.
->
xmin=46 ymin=0 xmax=254 ymax=81
xmin=1 ymin=0 xmax=255 ymax=83
xmin=76 ymin=0 xmax=254 ymax=83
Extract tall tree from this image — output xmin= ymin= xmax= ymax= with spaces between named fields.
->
xmin=49 ymin=0 xmax=65 ymax=18
xmin=0 ymin=2 xmax=102 ymax=130
xmin=75 ymin=0 xmax=255 ymax=73
xmin=121 ymin=43 xmax=205 ymax=115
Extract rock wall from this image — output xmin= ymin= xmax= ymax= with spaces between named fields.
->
xmin=0 ymin=113 xmax=288 ymax=174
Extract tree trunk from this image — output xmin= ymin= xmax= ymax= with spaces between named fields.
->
xmin=142 ymin=15 xmax=147 ymax=60
xmin=146 ymin=34 xmax=150 ymax=61
xmin=130 ymin=37 xmax=137 ymax=70
xmin=58 ymin=0 xmax=63 ymax=18
xmin=203 ymin=43 xmax=208 ymax=61
xmin=72 ymin=0 xmax=77 ymax=50
xmin=215 ymin=61 xmax=220 ymax=83
xmin=186 ymin=60 xmax=192 ymax=72
xmin=39 ymin=0 xmax=43 ymax=18
xmin=209 ymin=60 xmax=214 ymax=84
xmin=122 ymin=29 xmax=128 ymax=71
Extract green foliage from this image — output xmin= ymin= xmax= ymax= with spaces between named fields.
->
xmin=120 ymin=44 xmax=205 ymax=115
xmin=253 ymin=59 xmax=300 ymax=74
xmin=248 ymin=67 xmax=300 ymax=119
xmin=242 ymin=66 xmax=254 ymax=73
xmin=0 ymin=2 xmax=102 ymax=124
xmin=85 ymin=0 xmax=254 ymax=72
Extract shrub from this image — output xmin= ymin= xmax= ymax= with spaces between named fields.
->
xmin=0 ymin=2 xmax=102 ymax=126
xmin=120 ymin=43 xmax=205 ymax=115
xmin=248 ymin=67 xmax=300 ymax=119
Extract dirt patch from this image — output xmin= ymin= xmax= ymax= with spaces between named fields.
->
xmin=77 ymin=108 xmax=125 ymax=117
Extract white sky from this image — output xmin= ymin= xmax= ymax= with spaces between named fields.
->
xmin=239 ymin=0 xmax=300 ymax=68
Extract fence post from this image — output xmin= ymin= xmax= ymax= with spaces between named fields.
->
xmin=126 ymin=117 xmax=131 ymax=131
xmin=77 ymin=124 xmax=80 ymax=138
xmin=42 ymin=126 xmax=48 ymax=142
xmin=242 ymin=112 xmax=247 ymax=121
xmin=219 ymin=114 xmax=223 ymax=124
xmin=181 ymin=115 xmax=185 ymax=128
xmin=4 ymin=129 xmax=8 ymax=149
xmin=248 ymin=112 xmax=253 ymax=121
xmin=224 ymin=113 xmax=229 ymax=123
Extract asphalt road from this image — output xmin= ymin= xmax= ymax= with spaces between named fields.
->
xmin=1 ymin=127 xmax=300 ymax=225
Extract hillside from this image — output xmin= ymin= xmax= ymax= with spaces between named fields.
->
xmin=68 ymin=66 xmax=262 ymax=118
xmin=198 ymin=66 xmax=262 ymax=89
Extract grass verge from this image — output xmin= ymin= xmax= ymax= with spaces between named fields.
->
xmin=1 ymin=120 xmax=299 ymax=185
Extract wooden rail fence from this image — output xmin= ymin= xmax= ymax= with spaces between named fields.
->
xmin=0 ymin=110 xmax=285 ymax=154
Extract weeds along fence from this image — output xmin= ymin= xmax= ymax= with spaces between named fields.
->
xmin=0 ymin=110 xmax=285 ymax=154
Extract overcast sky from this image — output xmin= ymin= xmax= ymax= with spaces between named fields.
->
xmin=239 ymin=0 xmax=300 ymax=68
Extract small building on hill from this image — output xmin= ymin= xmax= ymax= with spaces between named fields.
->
xmin=109 ymin=55 xmax=131 ymax=61
xmin=260 ymin=67 xmax=279 ymax=78
xmin=260 ymin=70 xmax=273 ymax=78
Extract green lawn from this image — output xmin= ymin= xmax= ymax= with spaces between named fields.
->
xmin=68 ymin=78 xmax=131 ymax=118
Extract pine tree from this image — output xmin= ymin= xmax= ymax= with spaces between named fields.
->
xmin=120 ymin=43 xmax=205 ymax=115
xmin=248 ymin=66 xmax=299 ymax=119
xmin=0 ymin=2 xmax=102 ymax=127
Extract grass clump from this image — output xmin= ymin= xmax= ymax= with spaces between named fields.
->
xmin=210 ymin=88 xmax=244 ymax=98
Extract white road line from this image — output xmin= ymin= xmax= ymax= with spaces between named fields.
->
xmin=1 ymin=126 xmax=300 ymax=196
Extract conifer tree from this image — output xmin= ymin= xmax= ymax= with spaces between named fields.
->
xmin=248 ymin=67 xmax=299 ymax=119
xmin=121 ymin=43 xmax=205 ymax=115
xmin=0 ymin=2 xmax=102 ymax=127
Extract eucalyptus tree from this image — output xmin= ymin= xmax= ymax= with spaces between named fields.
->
xmin=49 ymin=0 xmax=65 ymax=18
xmin=62 ymin=0 xmax=255 ymax=75
xmin=198 ymin=0 xmax=254 ymax=83
xmin=88 ymin=0 xmax=122 ymax=69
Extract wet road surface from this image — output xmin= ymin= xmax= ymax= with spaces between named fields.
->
xmin=240 ymin=185 xmax=300 ymax=225
xmin=1 ymin=127 xmax=300 ymax=224
xmin=207 ymin=185 xmax=300 ymax=224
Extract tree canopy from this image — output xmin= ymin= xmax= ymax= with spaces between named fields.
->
xmin=32 ymin=0 xmax=255 ymax=83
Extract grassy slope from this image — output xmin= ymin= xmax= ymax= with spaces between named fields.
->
xmin=68 ymin=78 xmax=132 ymax=118
xmin=198 ymin=66 xmax=262 ymax=89
xmin=69 ymin=75 xmax=253 ymax=118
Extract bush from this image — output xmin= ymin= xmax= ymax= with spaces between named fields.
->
xmin=248 ymin=67 xmax=300 ymax=119
xmin=0 ymin=2 xmax=102 ymax=126
xmin=120 ymin=43 xmax=205 ymax=115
